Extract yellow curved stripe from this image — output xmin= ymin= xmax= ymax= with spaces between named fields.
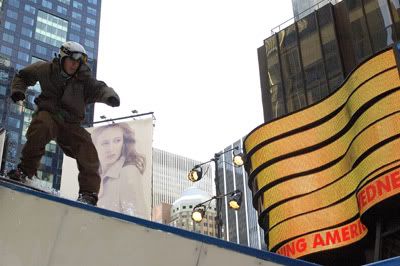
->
xmin=269 ymin=196 xmax=359 ymax=250
xmin=254 ymin=91 xmax=400 ymax=192
xmin=244 ymin=49 xmax=395 ymax=153
xmin=249 ymin=69 xmax=400 ymax=173
xmin=268 ymin=118 xmax=400 ymax=228
xmin=256 ymin=91 xmax=400 ymax=205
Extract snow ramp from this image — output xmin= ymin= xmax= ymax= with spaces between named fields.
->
xmin=0 ymin=180 xmax=315 ymax=266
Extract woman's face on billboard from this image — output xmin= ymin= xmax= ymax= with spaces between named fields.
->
xmin=96 ymin=127 xmax=124 ymax=166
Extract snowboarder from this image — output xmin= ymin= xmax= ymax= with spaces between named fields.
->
xmin=7 ymin=41 xmax=120 ymax=206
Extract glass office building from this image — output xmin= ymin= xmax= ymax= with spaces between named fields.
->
xmin=259 ymin=0 xmax=399 ymax=123
xmin=257 ymin=0 xmax=400 ymax=262
xmin=0 ymin=0 xmax=102 ymax=187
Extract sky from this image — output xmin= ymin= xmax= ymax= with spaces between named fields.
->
xmin=94 ymin=0 xmax=294 ymax=162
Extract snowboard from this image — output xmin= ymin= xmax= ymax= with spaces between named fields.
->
xmin=0 ymin=175 xmax=51 ymax=194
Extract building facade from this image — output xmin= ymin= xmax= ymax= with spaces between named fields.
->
xmin=152 ymin=148 xmax=214 ymax=209
xmin=170 ymin=187 xmax=218 ymax=237
xmin=259 ymin=0 xmax=399 ymax=123
xmin=152 ymin=202 xmax=172 ymax=224
xmin=0 ymin=0 xmax=102 ymax=187
xmin=214 ymin=140 xmax=265 ymax=250
xmin=257 ymin=0 xmax=400 ymax=262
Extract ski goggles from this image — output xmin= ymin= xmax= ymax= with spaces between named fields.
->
xmin=70 ymin=52 xmax=88 ymax=64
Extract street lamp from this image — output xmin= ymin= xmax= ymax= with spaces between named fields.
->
xmin=232 ymin=150 xmax=245 ymax=167
xmin=187 ymin=146 xmax=245 ymax=238
xmin=191 ymin=190 xmax=242 ymax=223
xmin=187 ymin=147 xmax=244 ymax=183
xmin=187 ymin=165 xmax=202 ymax=182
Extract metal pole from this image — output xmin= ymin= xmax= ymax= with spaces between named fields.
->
xmin=214 ymin=153 xmax=222 ymax=239
xmin=92 ymin=112 xmax=154 ymax=125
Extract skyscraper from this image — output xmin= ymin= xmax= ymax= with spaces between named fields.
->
xmin=152 ymin=147 xmax=214 ymax=208
xmin=0 ymin=0 xmax=102 ymax=187
xmin=259 ymin=0 xmax=398 ymax=123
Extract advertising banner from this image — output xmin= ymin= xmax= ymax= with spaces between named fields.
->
xmin=244 ymin=48 xmax=400 ymax=258
xmin=60 ymin=118 xmax=153 ymax=219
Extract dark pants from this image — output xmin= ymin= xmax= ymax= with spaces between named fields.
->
xmin=19 ymin=111 xmax=100 ymax=194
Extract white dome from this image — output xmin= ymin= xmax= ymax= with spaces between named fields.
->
xmin=172 ymin=186 xmax=214 ymax=207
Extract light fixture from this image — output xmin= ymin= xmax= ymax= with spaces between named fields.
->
xmin=191 ymin=189 xmax=242 ymax=223
xmin=192 ymin=205 xmax=206 ymax=223
xmin=228 ymin=190 xmax=242 ymax=210
xmin=232 ymin=151 xmax=245 ymax=167
xmin=188 ymin=165 xmax=202 ymax=182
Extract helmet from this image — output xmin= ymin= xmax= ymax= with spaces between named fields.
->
xmin=59 ymin=41 xmax=88 ymax=64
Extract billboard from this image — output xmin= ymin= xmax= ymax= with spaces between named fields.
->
xmin=244 ymin=48 xmax=400 ymax=259
xmin=60 ymin=118 xmax=153 ymax=220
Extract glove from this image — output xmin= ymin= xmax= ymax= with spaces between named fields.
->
xmin=11 ymin=91 xmax=25 ymax=103
xmin=107 ymin=96 xmax=120 ymax=107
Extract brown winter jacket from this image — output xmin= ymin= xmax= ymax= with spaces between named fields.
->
xmin=11 ymin=58 xmax=119 ymax=123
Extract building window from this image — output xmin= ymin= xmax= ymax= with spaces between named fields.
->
xmin=2 ymin=33 xmax=14 ymax=44
xmin=57 ymin=5 xmax=67 ymax=15
xmin=71 ymin=22 xmax=81 ymax=31
xmin=8 ymin=0 xmax=20 ymax=8
xmin=86 ymin=17 xmax=96 ymax=26
xmin=87 ymin=6 xmax=97 ymax=16
xmin=7 ymin=117 xmax=21 ymax=129
xmin=10 ymin=103 xmax=23 ymax=114
xmin=21 ymin=27 xmax=33 ymax=38
xmin=6 ymin=10 xmax=18 ymax=20
xmin=72 ymin=1 xmax=82 ymax=9
xmin=24 ymin=4 xmax=36 ymax=14
xmin=0 ymin=46 xmax=12 ymax=56
xmin=23 ymin=16 xmax=35 ymax=26
xmin=4 ymin=21 xmax=17 ymax=31
xmin=18 ymin=51 xmax=30 ymax=62
xmin=42 ymin=0 xmax=52 ymax=9
xmin=41 ymin=155 xmax=53 ymax=167
xmin=57 ymin=0 xmax=70 ymax=4
xmin=19 ymin=39 xmax=31 ymax=50
xmin=0 ymin=70 xmax=8 ymax=81
xmin=35 ymin=10 xmax=68 ymax=47
xmin=35 ymin=44 xmax=47 ymax=55
xmin=72 ymin=11 xmax=82 ymax=21
xmin=47 ymin=142 xmax=57 ymax=152
xmin=69 ymin=33 xmax=80 ymax=42
xmin=85 ymin=28 xmax=95 ymax=37
xmin=88 ymin=0 xmax=97 ymax=5
xmin=0 ymin=85 xmax=7 ymax=95
xmin=84 ymin=39 xmax=94 ymax=48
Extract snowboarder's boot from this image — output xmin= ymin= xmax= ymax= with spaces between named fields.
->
xmin=77 ymin=192 xmax=98 ymax=206
xmin=7 ymin=167 xmax=30 ymax=183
